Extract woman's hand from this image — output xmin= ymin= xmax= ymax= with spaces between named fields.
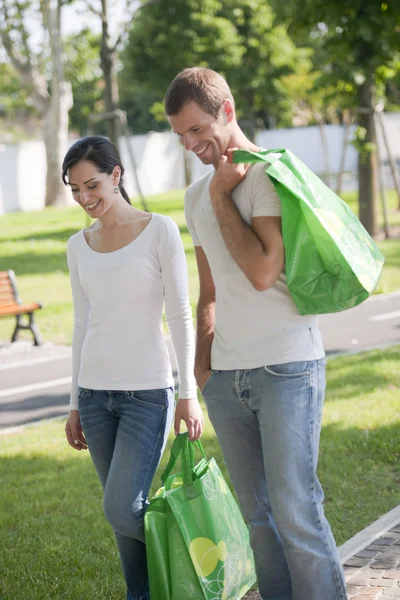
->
xmin=65 ymin=410 xmax=88 ymax=451
xmin=174 ymin=398 xmax=204 ymax=441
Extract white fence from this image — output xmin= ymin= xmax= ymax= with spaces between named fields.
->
xmin=1 ymin=114 xmax=399 ymax=215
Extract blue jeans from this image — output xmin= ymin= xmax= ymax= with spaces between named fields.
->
xmin=202 ymin=360 xmax=347 ymax=600
xmin=78 ymin=387 xmax=175 ymax=600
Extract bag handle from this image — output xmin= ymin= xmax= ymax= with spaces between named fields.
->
xmin=232 ymin=148 xmax=284 ymax=164
xmin=161 ymin=432 xmax=207 ymax=486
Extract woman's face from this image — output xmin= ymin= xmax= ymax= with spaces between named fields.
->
xmin=67 ymin=160 xmax=120 ymax=217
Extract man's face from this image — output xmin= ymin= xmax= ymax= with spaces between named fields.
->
xmin=168 ymin=100 xmax=232 ymax=168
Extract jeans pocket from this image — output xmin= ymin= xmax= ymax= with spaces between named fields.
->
xmin=128 ymin=388 xmax=168 ymax=411
xmin=77 ymin=387 xmax=90 ymax=403
xmin=201 ymin=370 xmax=219 ymax=395
xmin=264 ymin=361 xmax=311 ymax=378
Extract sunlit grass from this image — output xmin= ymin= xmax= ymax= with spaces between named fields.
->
xmin=1 ymin=345 xmax=399 ymax=599
xmin=1 ymin=189 xmax=399 ymax=345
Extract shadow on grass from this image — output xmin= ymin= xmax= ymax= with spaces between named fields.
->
xmin=0 ymin=250 xmax=68 ymax=276
xmin=178 ymin=224 xmax=189 ymax=235
xmin=14 ymin=228 xmax=79 ymax=243
xmin=326 ymin=346 xmax=400 ymax=401
xmin=0 ymin=417 xmax=399 ymax=597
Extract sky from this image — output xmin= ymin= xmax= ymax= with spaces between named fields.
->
xmin=63 ymin=0 xmax=130 ymax=39
xmin=0 ymin=0 xmax=131 ymax=60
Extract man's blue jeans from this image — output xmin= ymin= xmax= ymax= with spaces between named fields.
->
xmin=202 ymin=359 xmax=347 ymax=600
xmin=78 ymin=387 xmax=174 ymax=600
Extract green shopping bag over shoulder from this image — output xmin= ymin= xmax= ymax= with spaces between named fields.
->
xmin=233 ymin=148 xmax=385 ymax=315
xmin=145 ymin=433 xmax=256 ymax=600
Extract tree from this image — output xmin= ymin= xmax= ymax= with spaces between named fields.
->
xmin=122 ymin=0 xmax=244 ymax=88
xmin=120 ymin=0 xmax=244 ymax=122
xmin=0 ymin=0 xmax=73 ymax=207
xmin=0 ymin=61 xmax=35 ymax=118
xmin=270 ymin=0 xmax=400 ymax=236
xmin=98 ymin=0 xmax=121 ymax=147
xmin=120 ymin=0 xmax=305 ymax=134
xmin=64 ymin=29 xmax=105 ymax=136
xmin=218 ymin=0 xmax=307 ymax=133
xmin=0 ymin=60 xmax=39 ymax=140
xmin=81 ymin=0 xmax=139 ymax=149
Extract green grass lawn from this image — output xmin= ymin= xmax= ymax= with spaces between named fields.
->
xmin=0 ymin=345 xmax=399 ymax=600
xmin=1 ymin=191 xmax=399 ymax=599
xmin=0 ymin=189 xmax=399 ymax=345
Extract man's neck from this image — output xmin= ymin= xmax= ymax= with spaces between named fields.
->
xmin=228 ymin=127 xmax=260 ymax=154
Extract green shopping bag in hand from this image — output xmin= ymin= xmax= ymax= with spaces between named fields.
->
xmin=232 ymin=148 xmax=385 ymax=315
xmin=144 ymin=433 xmax=256 ymax=600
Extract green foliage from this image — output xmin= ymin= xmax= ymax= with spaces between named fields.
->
xmin=120 ymin=0 xmax=310 ymax=130
xmin=122 ymin=0 xmax=243 ymax=91
xmin=63 ymin=29 xmax=105 ymax=136
xmin=351 ymin=126 xmax=376 ymax=159
xmin=271 ymin=0 xmax=400 ymax=99
xmin=0 ymin=0 xmax=47 ymax=124
xmin=0 ymin=62 xmax=35 ymax=117
xmin=119 ymin=84 xmax=170 ymax=134
xmin=218 ymin=0 xmax=302 ymax=127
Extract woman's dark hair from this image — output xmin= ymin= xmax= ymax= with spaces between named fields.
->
xmin=62 ymin=136 xmax=131 ymax=204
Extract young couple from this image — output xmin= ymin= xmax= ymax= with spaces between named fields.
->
xmin=64 ymin=68 xmax=348 ymax=600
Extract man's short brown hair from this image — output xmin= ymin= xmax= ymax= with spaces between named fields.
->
xmin=164 ymin=67 xmax=234 ymax=117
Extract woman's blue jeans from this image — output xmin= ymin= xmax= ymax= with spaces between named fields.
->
xmin=78 ymin=387 xmax=174 ymax=600
xmin=202 ymin=359 xmax=348 ymax=600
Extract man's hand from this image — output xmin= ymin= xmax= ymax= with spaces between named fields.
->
xmin=174 ymin=398 xmax=204 ymax=441
xmin=209 ymin=149 xmax=250 ymax=199
xmin=65 ymin=410 xmax=88 ymax=451
xmin=195 ymin=368 xmax=213 ymax=394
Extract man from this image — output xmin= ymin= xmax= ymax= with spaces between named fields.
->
xmin=165 ymin=67 xmax=347 ymax=600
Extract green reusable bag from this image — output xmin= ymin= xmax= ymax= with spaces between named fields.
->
xmin=144 ymin=433 xmax=256 ymax=600
xmin=232 ymin=148 xmax=385 ymax=315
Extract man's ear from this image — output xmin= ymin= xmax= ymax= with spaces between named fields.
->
xmin=222 ymin=99 xmax=234 ymax=124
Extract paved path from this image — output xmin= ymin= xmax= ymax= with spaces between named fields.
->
xmin=0 ymin=341 xmax=72 ymax=430
xmin=343 ymin=523 xmax=400 ymax=599
xmin=0 ymin=290 xmax=399 ymax=431
xmin=321 ymin=291 xmax=400 ymax=356
xmin=243 ymin=521 xmax=400 ymax=599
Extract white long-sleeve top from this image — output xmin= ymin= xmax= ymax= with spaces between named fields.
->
xmin=67 ymin=213 xmax=197 ymax=410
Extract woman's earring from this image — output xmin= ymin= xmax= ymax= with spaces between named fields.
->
xmin=114 ymin=186 xmax=119 ymax=194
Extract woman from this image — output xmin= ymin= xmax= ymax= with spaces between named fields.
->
xmin=63 ymin=136 xmax=203 ymax=600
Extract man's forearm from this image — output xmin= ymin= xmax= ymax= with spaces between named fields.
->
xmin=211 ymin=191 xmax=268 ymax=282
xmin=195 ymin=295 xmax=215 ymax=375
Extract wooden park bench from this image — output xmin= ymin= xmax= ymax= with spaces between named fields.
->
xmin=0 ymin=270 xmax=43 ymax=346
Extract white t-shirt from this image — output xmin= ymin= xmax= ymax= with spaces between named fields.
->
xmin=67 ymin=213 xmax=197 ymax=410
xmin=184 ymin=163 xmax=325 ymax=369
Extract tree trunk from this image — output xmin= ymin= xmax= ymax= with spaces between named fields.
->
xmin=336 ymin=111 xmax=352 ymax=196
xmin=44 ymin=0 xmax=73 ymax=206
xmin=0 ymin=0 xmax=72 ymax=207
xmin=317 ymin=116 xmax=331 ymax=187
xmin=357 ymin=78 xmax=379 ymax=237
xmin=100 ymin=0 xmax=120 ymax=149
xmin=44 ymin=81 xmax=73 ymax=206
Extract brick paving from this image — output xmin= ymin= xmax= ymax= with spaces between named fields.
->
xmin=343 ymin=523 xmax=400 ymax=599
xmin=243 ymin=522 xmax=400 ymax=600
